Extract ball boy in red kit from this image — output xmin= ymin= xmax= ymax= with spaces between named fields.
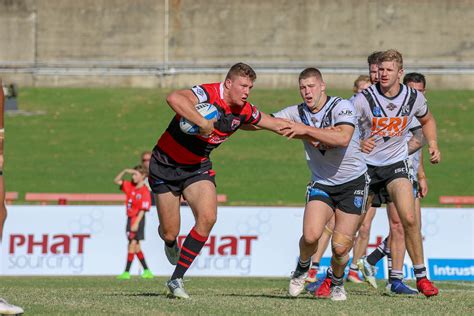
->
xmin=114 ymin=165 xmax=153 ymax=280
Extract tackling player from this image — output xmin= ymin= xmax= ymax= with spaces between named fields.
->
xmin=353 ymin=50 xmax=440 ymax=297
xmin=275 ymin=68 xmax=369 ymax=301
xmin=149 ymin=63 xmax=289 ymax=299
xmin=114 ymin=165 xmax=153 ymax=280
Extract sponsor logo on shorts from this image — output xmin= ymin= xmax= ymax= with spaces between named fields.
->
xmin=309 ymin=188 xmax=329 ymax=198
xmin=394 ymin=167 xmax=406 ymax=174
xmin=428 ymin=259 xmax=474 ymax=281
xmin=354 ymin=196 xmax=363 ymax=208
xmin=353 ymin=189 xmax=364 ymax=195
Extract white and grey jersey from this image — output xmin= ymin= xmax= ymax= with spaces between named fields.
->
xmin=273 ymin=96 xmax=367 ymax=186
xmin=407 ymin=119 xmax=422 ymax=181
xmin=353 ymin=83 xmax=429 ymax=166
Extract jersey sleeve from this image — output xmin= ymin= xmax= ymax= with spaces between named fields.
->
xmin=409 ymin=117 xmax=422 ymax=132
xmin=414 ymin=93 xmax=429 ymax=118
xmin=120 ymin=181 xmax=132 ymax=195
xmin=352 ymin=93 xmax=372 ymax=139
xmin=271 ymin=105 xmax=301 ymax=123
xmin=191 ymin=85 xmax=210 ymax=103
xmin=243 ymin=103 xmax=262 ymax=124
xmin=333 ymin=100 xmax=357 ymax=127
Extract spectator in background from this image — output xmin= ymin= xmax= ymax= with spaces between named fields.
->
xmin=140 ymin=151 xmax=155 ymax=205
xmin=114 ymin=165 xmax=154 ymax=280
xmin=0 ymin=79 xmax=24 ymax=314
xmin=353 ymin=75 xmax=371 ymax=93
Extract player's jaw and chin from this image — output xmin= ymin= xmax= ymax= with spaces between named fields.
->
xmin=225 ymin=76 xmax=253 ymax=108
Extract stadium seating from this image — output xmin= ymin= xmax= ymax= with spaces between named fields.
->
xmin=5 ymin=191 xmax=18 ymax=204
xmin=24 ymin=192 xmax=227 ymax=205
xmin=439 ymin=196 xmax=474 ymax=207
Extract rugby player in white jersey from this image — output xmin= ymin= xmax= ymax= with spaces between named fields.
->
xmin=353 ymin=50 xmax=440 ymax=297
xmin=273 ymin=68 xmax=370 ymax=301
xmin=358 ymin=72 xmax=429 ymax=293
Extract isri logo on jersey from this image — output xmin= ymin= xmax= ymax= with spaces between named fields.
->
xmin=371 ymin=117 xmax=408 ymax=137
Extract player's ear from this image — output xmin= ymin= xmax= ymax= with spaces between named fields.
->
xmin=224 ymin=78 xmax=232 ymax=89
xmin=321 ymin=81 xmax=327 ymax=92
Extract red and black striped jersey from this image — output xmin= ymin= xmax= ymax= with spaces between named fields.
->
xmin=156 ymin=82 xmax=262 ymax=167
xmin=121 ymin=181 xmax=151 ymax=218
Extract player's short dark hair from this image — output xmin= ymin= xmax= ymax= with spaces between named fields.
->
xmin=367 ymin=51 xmax=383 ymax=66
xmin=299 ymin=68 xmax=323 ymax=82
xmin=378 ymin=49 xmax=403 ymax=69
xmin=403 ymin=72 xmax=426 ymax=88
xmin=225 ymin=63 xmax=257 ymax=82
xmin=134 ymin=165 xmax=148 ymax=176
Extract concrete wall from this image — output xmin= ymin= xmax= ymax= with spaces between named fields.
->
xmin=1 ymin=0 xmax=473 ymax=89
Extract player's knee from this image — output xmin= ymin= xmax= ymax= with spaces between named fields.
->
xmin=160 ymin=228 xmax=179 ymax=243
xmin=390 ymin=221 xmax=405 ymax=239
xmin=331 ymin=231 xmax=354 ymax=258
xmin=358 ymin=224 xmax=371 ymax=239
xmin=301 ymin=232 xmax=320 ymax=247
xmin=197 ymin=213 xmax=217 ymax=231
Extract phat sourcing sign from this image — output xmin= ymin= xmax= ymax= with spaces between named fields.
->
xmin=7 ymin=234 xmax=91 ymax=274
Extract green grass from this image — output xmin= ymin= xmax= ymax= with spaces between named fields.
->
xmin=5 ymin=88 xmax=474 ymax=205
xmin=0 ymin=277 xmax=472 ymax=315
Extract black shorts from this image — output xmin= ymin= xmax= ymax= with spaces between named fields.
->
xmin=306 ymin=173 xmax=370 ymax=215
xmin=367 ymin=160 xmax=410 ymax=199
xmin=371 ymin=187 xmax=391 ymax=207
xmin=148 ymin=152 xmax=216 ymax=195
xmin=127 ymin=217 xmax=145 ymax=241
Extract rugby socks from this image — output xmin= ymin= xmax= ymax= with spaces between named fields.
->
xmin=136 ymin=251 xmax=149 ymax=270
xmin=311 ymin=262 xmax=320 ymax=270
xmin=367 ymin=236 xmax=389 ymax=266
xmin=125 ymin=253 xmax=134 ymax=272
xmin=387 ymin=251 xmax=393 ymax=276
xmin=413 ymin=264 xmax=428 ymax=280
xmin=171 ymin=227 xmax=208 ymax=280
xmin=326 ymin=266 xmax=334 ymax=279
xmin=389 ymin=270 xmax=404 ymax=283
xmin=296 ymin=258 xmax=311 ymax=274
xmin=331 ymin=272 xmax=344 ymax=287
xmin=349 ymin=262 xmax=359 ymax=272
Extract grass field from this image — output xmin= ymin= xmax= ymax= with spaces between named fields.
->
xmin=0 ymin=276 xmax=473 ymax=315
xmin=5 ymin=87 xmax=474 ymax=205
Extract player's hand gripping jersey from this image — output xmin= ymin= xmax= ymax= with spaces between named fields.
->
xmin=273 ymin=97 xmax=367 ymax=186
xmin=156 ymin=83 xmax=261 ymax=168
xmin=353 ymin=83 xmax=428 ymax=166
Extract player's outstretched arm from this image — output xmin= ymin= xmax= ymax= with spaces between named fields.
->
xmin=418 ymin=111 xmax=440 ymax=164
xmin=283 ymin=122 xmax=353 ymax=147
xmin=254 ymin=112 xmax=291 ymax=134
xmin=166 ymin=90 xmax=214 ymax=135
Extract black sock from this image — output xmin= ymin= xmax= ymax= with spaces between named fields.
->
xmin=125 ymin=253 xmax=134 ymax=272
xmin=331 ymin=271 xmax=344 ymax=286
xmin=165 ymin=240 xmax=176 ymax=248
xmin=367 ymin=236 xmax=389 ymax=266
xmin=296 ymin=258 xmax=311 ymax=273
xmin=311 ymin=262 xmax=320 ymax=269
xmin=413 ymin=264 xmax=427 ymax=281
xmin=137 ymin=251 xmax=148 ymax=270
xmin=171 ymin=227 xmax=208 ymax=280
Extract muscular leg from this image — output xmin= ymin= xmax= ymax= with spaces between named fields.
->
xmin=331 ymin=209 xmax=360 ymax=278
xmin=352 ymin=206 xmax=376 ymax=263
xmin=170 ymin=180 xmax=217 ymax=281
xmin=387 ymin=202 xmax=406 ymax=281
xmin=300 ymin=201 xmax=334 ymax=261
xmin=311 ymin=214 xmax=335 ymax=264
xmin=156 ymin=191 xmax=182 ymax=244
xmin=387 ymin=178 xmax=424 ymax=266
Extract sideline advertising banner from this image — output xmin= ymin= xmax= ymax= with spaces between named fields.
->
xmin=1 ymin=206 xmax=472 ymax=280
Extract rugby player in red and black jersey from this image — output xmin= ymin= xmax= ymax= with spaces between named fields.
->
xmin=149 ymin=63 xmax=290 ymax=299
xmin=114 ymin=165 xmax=153 ymax=280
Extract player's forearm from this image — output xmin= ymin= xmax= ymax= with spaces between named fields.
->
xmin=166 ymin=90 xmax=207 ymax=128
xmin=305 ymin=127 xmax=352 ymax=147
xmin=417 ymin=152 xmax=426 ymax=179
xmin=421 ymin=117 xmax=438 ymax=150
xmin=135 ymin=211 xmax=145 ymax=224
xmin=407 ymin=129 xmax=424 ymax=155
